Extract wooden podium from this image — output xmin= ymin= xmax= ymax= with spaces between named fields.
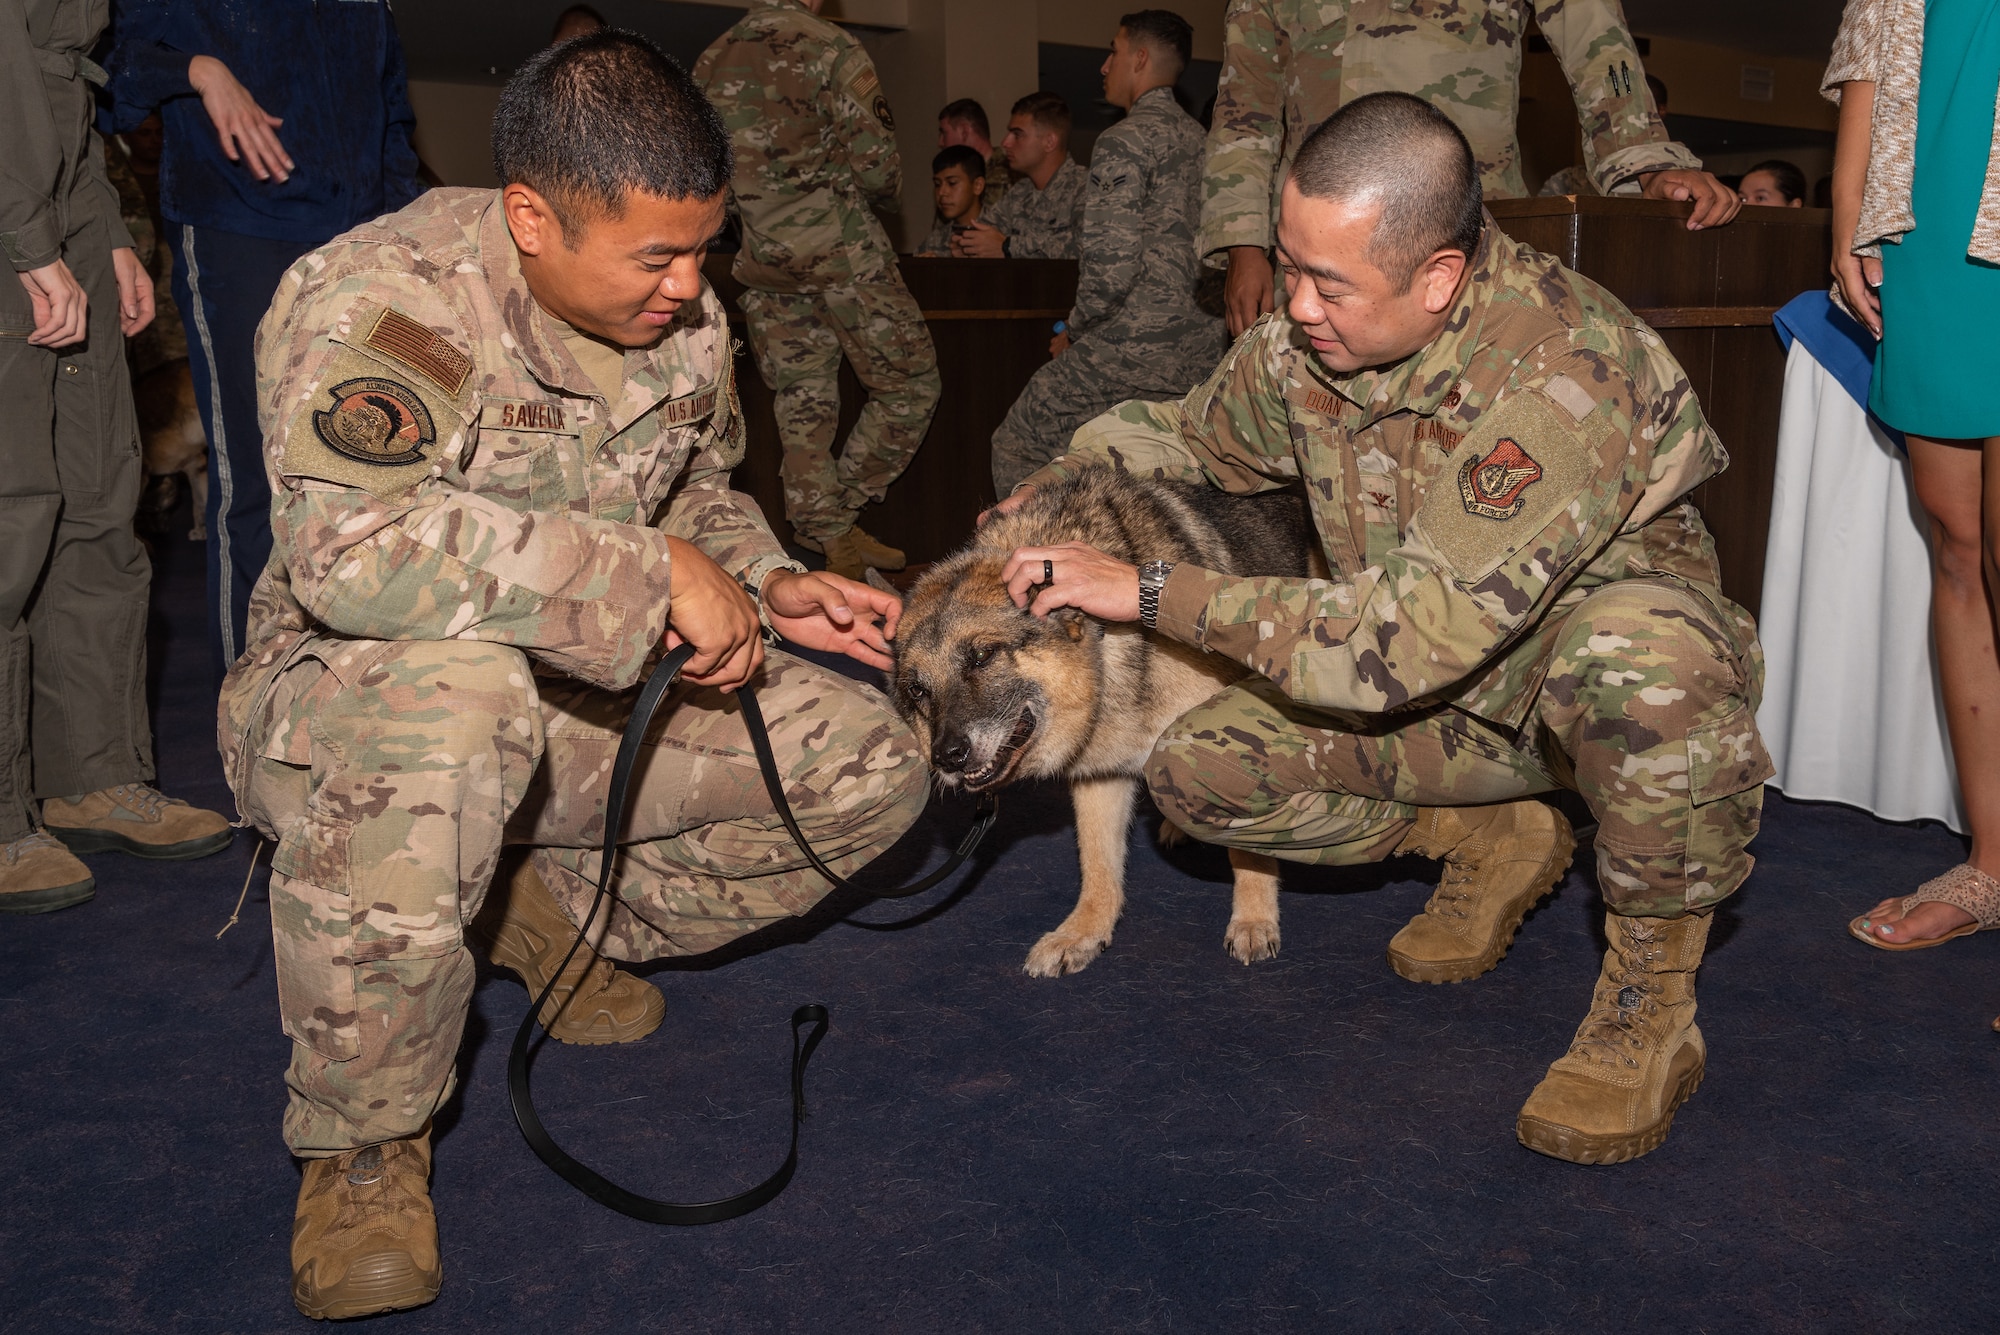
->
xmin=716 ymin=199 xmax=1830 ymax=615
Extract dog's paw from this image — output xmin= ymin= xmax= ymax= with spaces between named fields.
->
xmin=1023 ymin=928 xmax=1108 ymax=978
xmin=1155 ymin=820 xmax=1191 ymax=849
xmin=1224 ymin=916 xmax=1280 ymax=965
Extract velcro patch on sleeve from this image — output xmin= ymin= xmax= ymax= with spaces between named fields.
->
xmin=360 ymin=305 xmax=473 ymax=397
xmin=1543 ymin=373 xmax=1597 ymax=425
xmin=281 ymin=346 xmax=464 ymax=499
xmin=1412 ymin=391 xmax=1596 ymax=583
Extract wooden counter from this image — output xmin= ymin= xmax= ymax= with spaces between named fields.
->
xmin=716 ymin=199 xmax=1830 ymax=615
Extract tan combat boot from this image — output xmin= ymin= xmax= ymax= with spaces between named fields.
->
xmin=1385 ymin=801 xmax=1576 ymax=983
xmin=42 ymin=783 xmax=232 ymax=860
xmin=795 ymin=525 xmax=906 ymax=571
xmin=291 ymin=1133 xmax=442 ymax=1320
xmin=468 ymin=858 xmax=665 ymax=1045
xmin=1516 ymin=910 xmax=1712 ymax=1165
xmin=0 ymin=831 xmax=95 ymax=914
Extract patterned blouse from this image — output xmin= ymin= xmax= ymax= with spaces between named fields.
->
xmin=1824 ymin=0 xmax=2000 ymax=262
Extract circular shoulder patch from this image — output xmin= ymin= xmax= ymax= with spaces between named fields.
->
xmin=873 ymin=94 xmax=895 ymax=131
xmin=311 ymin=377 xmax=437 ymax=467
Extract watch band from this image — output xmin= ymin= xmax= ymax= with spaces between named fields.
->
xmin=1138 ymin=559 xmax=1175 ymax=631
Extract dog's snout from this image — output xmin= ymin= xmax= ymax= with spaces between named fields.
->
xmin=932 ymin=733 xmax=971 ymax=772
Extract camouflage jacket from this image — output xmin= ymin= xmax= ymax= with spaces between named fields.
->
xmin=984 ymin=145 xmax=1013 ymax=210
xmin=981 ymin=155 xmax=1087 ymax=259
xmin=1029 ymin=220 xmax=1756 ymax=729
xmin=1199 ymin=0 xmax=1702 ymax=260
xmin=2 ymin=0 xmax=134 ymax=270
xmin=219 ymin=188 xmax=794 ymax=781
xmin=1070 ymin=87 xmax=1215 ymax=341
xmin=696 ymin=0 xmax=902 ymax=293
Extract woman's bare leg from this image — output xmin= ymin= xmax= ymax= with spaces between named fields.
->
xmin=1858 ymin=434 xmax=2000 ymax=943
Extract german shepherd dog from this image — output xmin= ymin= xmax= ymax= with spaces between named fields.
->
xmin=891 ymin=466 xmax=1319 ymax=977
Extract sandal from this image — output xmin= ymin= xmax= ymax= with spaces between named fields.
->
xmin=1848 ymin=863 xmax=2000 ymax=951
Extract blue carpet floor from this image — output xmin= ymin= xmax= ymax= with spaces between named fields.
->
xmin=3 ymin=511 xmax=1998 ymax=1334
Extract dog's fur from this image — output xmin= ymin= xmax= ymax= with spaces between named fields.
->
xmin=892 ymin=466 xmax=1320 ymax=976
xmin=136 ymin=357 xmax=207 ymax=540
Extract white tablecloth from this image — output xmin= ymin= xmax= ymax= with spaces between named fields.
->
xmin=1755 ymin=341 xmax=1964 ymax=831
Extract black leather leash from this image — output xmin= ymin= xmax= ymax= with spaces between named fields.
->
xmin=508 ymin=642 xmax=997 ymax=1224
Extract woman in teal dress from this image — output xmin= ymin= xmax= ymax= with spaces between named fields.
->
xmin=1830 ymin=0 xmax=2000 ymax=953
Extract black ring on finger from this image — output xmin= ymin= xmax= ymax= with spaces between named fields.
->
xmin=1043 ymin=559 xmax=1054 ymax=586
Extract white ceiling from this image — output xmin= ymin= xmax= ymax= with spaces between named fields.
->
xmin=1622 ymin=0 xmax=1848 ymax=62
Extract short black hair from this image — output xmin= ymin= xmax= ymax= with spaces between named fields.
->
xmin=1745 ymin=158 xmax=1807 ymax=203
xmin=938 ymin=98 xmax=990 ymax=141
xmin=1010 ymin=90 xmax=1072 ymax=142
xmin=1120 ymin=10 xmax=1192 ymax=79
xmin=492 ymin=29 xmax=731 ymax=244
xmin=932 ymin=145 xmax=985 ymax=179
xmin=1290 ymin=92 xmax=1483 ymax=287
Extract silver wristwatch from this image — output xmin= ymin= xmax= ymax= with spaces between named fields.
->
xmin=1138 ymin=559 xmax=1175 ymax=630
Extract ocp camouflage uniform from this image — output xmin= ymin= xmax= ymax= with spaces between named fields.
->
xmin=992 ymin=87 xmax=1228 ymax=495
xmin=1199 ymin=0 xmax=1703 ymax=262
xmin=219 ymin=188 xmax=927 ymax=1155
xmin=1023 ymin=219 xmax=1771 ymax=919
xmin=984 ymin=146 xmax=1014 ymax=210
xmin=696 ymin=0 xmax=940 ymax=544
xmin=980 ymin=155 xmax=1088 ymax=259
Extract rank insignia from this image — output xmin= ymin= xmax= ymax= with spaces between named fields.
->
xmin=312 ymin=377 xmax=437 ymax=467
xmin=1459 ymin=437 xmax=1543 ymax=519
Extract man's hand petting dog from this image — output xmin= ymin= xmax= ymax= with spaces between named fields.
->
xmin=1003 ymin=542 xmax=1140 ymax=623
xmin=762 ymin=569 xmax=901 ymax=670
xmin=665 ymin=537 xmax=764 ymax=690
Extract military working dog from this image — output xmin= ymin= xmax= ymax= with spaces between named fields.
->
xmin=892 ymin=466 xmax=1319 ymax=976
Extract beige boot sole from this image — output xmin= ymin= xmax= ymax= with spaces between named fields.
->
xmin=1515 ymin=1039 xmax=1705 ymax=1165
xmin=1386 ymin=821 xmax=1576 ymax=984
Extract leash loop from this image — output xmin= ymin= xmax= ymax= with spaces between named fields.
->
xmin=508 ymin=643 xmax=994 ymax=1223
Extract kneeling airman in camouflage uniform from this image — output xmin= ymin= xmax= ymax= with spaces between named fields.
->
xmin=995 ymin=94 xmax=1769 ymax=1167
xmin=219 ymin=35 xmax=926 ymax=1319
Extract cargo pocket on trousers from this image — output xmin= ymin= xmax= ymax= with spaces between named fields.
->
xmin=270 ymin=814 xmax=361 ymax=1062
xmin=1681 ymin=698 xmax=1774 ymax=907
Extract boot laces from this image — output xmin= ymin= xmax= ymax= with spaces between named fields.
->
xmin=1427 ymin=853 xmax=1481 ymax=920
xmin=1571 ymin=924 xmax=1668 ymax=1068
xmin=4 ymin=831 xmax=66 ymax=863
xmin=108 ymin=783 xmax=178 ymax=820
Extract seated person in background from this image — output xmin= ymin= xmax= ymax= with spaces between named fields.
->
xmin=955 ymin=91 xmax=1087 ymax=259
xmin=915 ymin=144 xmax=989 ymax=255
xmin=938 ymin=97 xmax=1011 ymax=208
xmin=1739 ymin=159 xmax=1806 ymax=207
xmin=988 ymin=13 xmax=1226 ymax=493
xmin=995 ymin=93 xmax=1770 ymax=1167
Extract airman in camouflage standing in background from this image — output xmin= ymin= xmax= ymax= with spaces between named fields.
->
xmin=1203 ymin=0 xmax=1745 ymax=335
xmin=221 ymin=35 xmax=925 ymax=1318
xmin=697 ymin=0 xmax=940 ymax=580
xmin=989 ymin=11 xmax=1227 ymax=496
xmin=996 ymin=96 xmax=1770 ymax=1168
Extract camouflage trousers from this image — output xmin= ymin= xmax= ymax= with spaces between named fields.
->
xmin=991 ymin=319 xmax=1228 ymax=495
xmin=233 ymin=638 xmax=926 ymax=1156
xmin=1148 ymin=581 xmax=1773 ymax=918
xmin=739 ymin=278 xmax=941 ymax=543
